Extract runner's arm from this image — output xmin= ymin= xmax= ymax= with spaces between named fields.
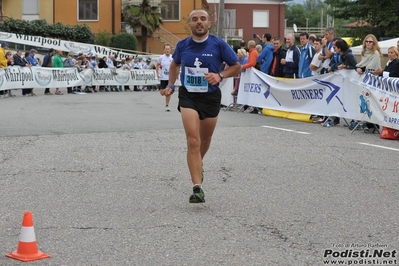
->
xmin=164 ymin=60 xmax=180 ymax=96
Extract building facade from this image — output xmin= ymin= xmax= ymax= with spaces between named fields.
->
xmin=0 ymin=0 xmax=287 ymax=55
xmin=1 ymin=0 xmax=122 ymax=35
xmin=140 ymin=0 xmax=287 ymax=54
xmin=54 ymin=0 xmax=122 ymax=35
xmin=1 ymin=0 xmax=53 ymax=22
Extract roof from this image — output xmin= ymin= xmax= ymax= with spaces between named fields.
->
xmin=342 ymin=20 xmax=370 ymax=28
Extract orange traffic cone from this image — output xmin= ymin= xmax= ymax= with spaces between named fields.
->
xmin=5 ymin=211 xmax=50 ymax=262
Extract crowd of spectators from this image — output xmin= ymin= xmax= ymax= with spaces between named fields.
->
xmin=0 ymin=42 xmax=157 ymax=98
xmin=231 ymin=28 xmax=398 ymax=130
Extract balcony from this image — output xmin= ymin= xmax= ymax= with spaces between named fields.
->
xmin=223 ymin=28 xmax=243 ymax=41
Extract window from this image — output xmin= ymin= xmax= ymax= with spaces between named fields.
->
xmin=22 ymin=0 xmax=38 ymax=15
xmin=161 ymin=0 xmax=179 ymax=21
xmin=253 ymin=10 xmax=269 ymax=28
xmin=78 ymin=0 xmax=98 ymax=21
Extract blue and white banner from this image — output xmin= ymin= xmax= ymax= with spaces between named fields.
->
xmin=0 ymin=67 xmax=159 ymax=90
xmin=237 ymin=68 xmax=399 ymax=129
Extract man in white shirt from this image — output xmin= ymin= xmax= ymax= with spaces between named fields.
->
xmin=310 ymin=38 xmax=323 ymax=76
xmin=156 ymin=44 xmax=173 ymax=111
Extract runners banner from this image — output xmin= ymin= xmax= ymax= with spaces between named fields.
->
xmin=0 ymin=66 xmax=159 ymax=90
xmin=0 ymin=31 xmax=136 ymax=60
xmin=238 ymin=68 xmax=399 ymax=129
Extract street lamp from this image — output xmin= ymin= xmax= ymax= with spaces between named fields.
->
xmin=306 ymin=18 xmax=309 ymax=32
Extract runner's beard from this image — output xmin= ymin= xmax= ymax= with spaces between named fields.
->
xmin=192 ymin=26 xmax=208 ymax=37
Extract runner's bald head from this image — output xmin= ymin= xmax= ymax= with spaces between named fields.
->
xmin=188 ymin=9 xmax=209 ymax=21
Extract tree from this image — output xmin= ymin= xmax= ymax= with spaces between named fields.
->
xmin=110 ymin=33 xmax=138 ymax=51
xmin=0 ymin=18 xmax=94 ymax=43
xmin=123 ymin=0 xmax=163 ymax=53
xmin=285 ymin=0 xmax=355 ymax=38
xmin=95 ymin=31 xmax=113 ymax=47
xmin=325 ymin=0 xmax=399 ymax=39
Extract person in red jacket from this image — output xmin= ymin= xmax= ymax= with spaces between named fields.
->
xmin=242 ymin=40 xmax=259 ymax=70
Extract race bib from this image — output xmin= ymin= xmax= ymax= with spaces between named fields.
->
xmin=184 ymin=58 xmax=208 ymax=92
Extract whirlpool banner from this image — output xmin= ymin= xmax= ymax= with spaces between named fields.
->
xmin=0 ymin=31 xmax=137 ymax=60
xmin=0 ymin=67 xmax=159 ymax=90
xmin=238 ymin=68 xmax=399 ymax=130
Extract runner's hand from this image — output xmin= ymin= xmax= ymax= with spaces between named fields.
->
xmin=164 ymin=88 xmax=174 ymax=96
xmin=204 ymin=72 xmax=222 ymax=85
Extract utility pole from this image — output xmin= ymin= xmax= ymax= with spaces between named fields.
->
xmin=217 ymin=0 xmax=224 ymax=38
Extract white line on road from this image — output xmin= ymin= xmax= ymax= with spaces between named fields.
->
xmin=261 ymin=125 xmax=311 ymax=135
xmin=358 ymin=142 xmax=399 ymax=152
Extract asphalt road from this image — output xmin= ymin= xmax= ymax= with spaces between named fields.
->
xmin=1 ymin=87 xmax=398 ymax=266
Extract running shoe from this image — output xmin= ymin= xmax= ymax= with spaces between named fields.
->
xmin=165 ymin=106 xmax=170 ymax=112
xmin=189 ymin=185 xmax=205 ymax=203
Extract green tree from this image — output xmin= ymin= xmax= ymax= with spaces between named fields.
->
xmin=0 ymin=18 xmax=94 ymax=43
xmin=123 ymin=0 xmax=163 ymax=53
xmin=95 ymin=31 xmax=113 ymax=47
xmin=110 ymin=33 xmax=138 ymax=51
xmin=285 ymin=0 xmax=354 ymax=38
xmin=325 ymin=0 xmax=399 ymax=39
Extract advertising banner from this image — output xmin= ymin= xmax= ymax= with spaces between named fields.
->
xmin=0 ymin=31 xmax=137 ymax=60
xmin=238 ymin=68 xmax=399 ymax=129
xmin=0 ymin=67 xmax=159 ymax=90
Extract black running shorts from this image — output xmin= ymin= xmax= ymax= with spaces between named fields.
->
xmin=178 ymin=86 xmax=221 ymax=120
xmin=159 ymin=80 xmax=168 ymax=89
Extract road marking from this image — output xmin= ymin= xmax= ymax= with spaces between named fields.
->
xmin=261 ymin=125 xmax=311 ymax=135
xmin=358 ymin=142 xmax=399 ymax=152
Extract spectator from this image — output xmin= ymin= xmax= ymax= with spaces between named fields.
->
xmin=256 ymin=33 xmax=274 ymax=74
xmin=231 ymin=48 xmax=248 ymax=96
xmin=42 ymin=48 xmax=55 ymax=95
xmin=373 ymin=46 xmax=399 ymax=77
xmin=6 ymin=50 xmax=16 ymax=97
xmin=0 ymin=42 xmax=8 ymax=98
xmin=123 ymin=57 xmax=133 ymax=92
xmin=98 ymin=56 xmax=109 ymax=92
xmin=106 ymin=55 xmax=119 ymax=92
xmin=355 ymin=35 xmax=382 ymax=131
xmin=242 ymin=40 xmax=261 ymax=113
xmin=64 ymin=51 xmax=77 ymax=94
xmin=309 ymin=34 xmax=317 ymax=46
xmin=255 ymin=44 xmax=262 ymax=54
xmin=239 ymin=40 xmax=248 ymax=52
xmin=52 ymin=50 xmax=64 ymax=95
xmin=269 ymin=37 xmax=287 ymax=77
xmin=88 ymin=53 xmax=99 ymax=92
xmin=242 ymin=40 xmax=258 ymax=71
xmin=335 ymin=39 xmax=358 ymax=71
xmin=28 ymin=49 xmax=39 ymax=66
xmin=310 ymin=38 xmax=323 ymax=76
xmin=356 ymin=34 xmax=382 ymax=74
xmin=318 ymin=27 xmax=336 ymax=74
xmin=21 ymin=51 xmax=35 ymax=96
xmin=328 ymin=38 xmax=343 ymax=73
xmin=298 ymin=32 xmax=316 ymax=78
xmin=281 ymin=33 xmax=300 ymax=78
xmin=143 ymin=58 xmax=156 ymax=91
xmin=14 ymin=50 xmax=31 ymax=96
